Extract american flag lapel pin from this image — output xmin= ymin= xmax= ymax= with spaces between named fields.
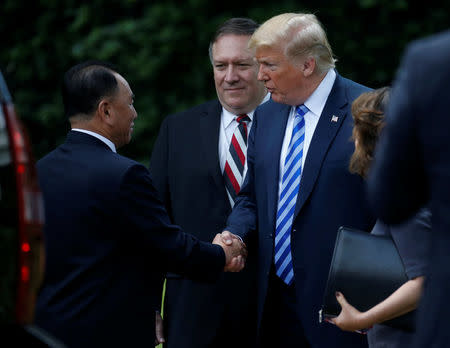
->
xmin=331 ymin=115 xmax=339 ymax=123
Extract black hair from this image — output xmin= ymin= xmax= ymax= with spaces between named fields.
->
xmin=62 ymin=60 xmax=119 ymax=119
xmin=208 ymin=18 xmax=259 ymax=62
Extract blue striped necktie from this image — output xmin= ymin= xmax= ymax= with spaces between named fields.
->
xmin=274 ymin=104 xmax=308 ymax=285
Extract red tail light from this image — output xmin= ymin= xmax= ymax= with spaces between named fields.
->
xmin=3 ymin=103 xmax=45 ymax=324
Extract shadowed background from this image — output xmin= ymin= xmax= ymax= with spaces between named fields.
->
xmin=1 ymin=0 xmax=449 ymax=164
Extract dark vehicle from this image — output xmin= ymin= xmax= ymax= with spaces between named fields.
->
xmin=0 ymin=70 xmax=64 ymax=346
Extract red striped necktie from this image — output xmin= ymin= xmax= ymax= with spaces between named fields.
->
xmin=223 ymin=114 xmax=250 ymax=206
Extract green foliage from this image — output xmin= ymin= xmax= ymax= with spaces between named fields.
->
xmin=1 ymin=0 xmax=449 ymax=163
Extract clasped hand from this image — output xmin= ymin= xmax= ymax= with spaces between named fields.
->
xmin=212 ymin=231 xmax=247 ymax=272
xmin=328 ymin=292 xmax=371 ymax=333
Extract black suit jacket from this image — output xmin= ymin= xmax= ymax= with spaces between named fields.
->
xmin=226 ymin=73 xmax=375 ymax=347
xmin=35 ymin=131 xmax=225 ymax=348
xmin=150 ymin=100 xmax=257 ymax=348
xmin=368 ymin=30 xmax=450 ymax=347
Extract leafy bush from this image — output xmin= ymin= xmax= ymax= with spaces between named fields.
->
xmin=1 ymin=0 xmax=448 ymax=163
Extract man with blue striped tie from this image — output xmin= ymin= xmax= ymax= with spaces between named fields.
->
xmin=223 ymin=13 xmax=375 ymax=348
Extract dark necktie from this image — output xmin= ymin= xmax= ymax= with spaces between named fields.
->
xmin=223 ymin=114 xmax=250 ymax=207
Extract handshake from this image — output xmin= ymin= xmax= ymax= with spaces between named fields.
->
xmin=154 ymin=231 xmax=247 ymax=345
xmin=212 ymin=231 xmax=248 ymax=272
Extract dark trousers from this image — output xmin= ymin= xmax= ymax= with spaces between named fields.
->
xmin=258 ymin=272 xmax=310 ymax=348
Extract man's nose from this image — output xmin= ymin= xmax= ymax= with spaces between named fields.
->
xmin=257 ymin=65 xmax=267 ymax=81
xmin=224 ymin=65 xmax=239 ymax=83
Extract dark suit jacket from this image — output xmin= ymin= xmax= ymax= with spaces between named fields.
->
xmin=368 ymin=30 xmax=450 ymax=348
xmin=149 ymin=100 xmax=257 ymax=348
xmin=35 ymin=131 xmax=225 ymax=348
xmin=226 ymin=73 xmax=375 ymax=347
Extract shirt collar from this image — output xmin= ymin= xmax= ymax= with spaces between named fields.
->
xmin=71 ymin=128 xmax=117 ymax=153
xmin=303 ymin=69 xmax=336 ymax=118
xmin=222 ymin=109 xmax=254 ymax=129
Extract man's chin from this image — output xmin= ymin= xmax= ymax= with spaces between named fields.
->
xmin=270 ymin=94 xmax=282 ymax=103
xmin=223 ymin=99 xmax=248 ymax=110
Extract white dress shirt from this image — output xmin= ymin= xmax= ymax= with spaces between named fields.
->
xmin=277 ymin=69 xmax=336 ymax=200
xmin=72 ymin=128 xmax=117 ymax=153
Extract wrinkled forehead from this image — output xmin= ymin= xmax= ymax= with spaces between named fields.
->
xmin=212 ymin=34 xmax=254 ymax=61
xmin=255 ymin=44 xmax=286 ymax=61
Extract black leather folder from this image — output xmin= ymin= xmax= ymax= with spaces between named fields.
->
xmin=320 ymin=226 xmax=415 ymax=331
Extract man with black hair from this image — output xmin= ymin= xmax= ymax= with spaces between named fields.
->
xmin=150 ymin=18 xmax=268 ymax=348
xmin=35 ymin=61 xmax=246 ymax=348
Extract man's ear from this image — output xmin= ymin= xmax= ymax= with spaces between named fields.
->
xmin=98 ymin=99 xmax=114 ymax=125
xmin=301 ymin=56 xmax=316 ymax=77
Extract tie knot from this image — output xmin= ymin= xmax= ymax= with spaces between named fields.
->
xmin=236 ymin=114 xmax=250 ymax=124
xmin=295 ymin=104 xmax=309 ymax=118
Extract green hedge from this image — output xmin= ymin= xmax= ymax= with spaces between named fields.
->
xmin=1 ymin=0 xmax=449 ymax=163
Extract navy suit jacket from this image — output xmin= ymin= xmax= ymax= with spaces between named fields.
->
xmin=226 ymin=73 xmax=375 ymax=347
xmin=368 ymin=30 xmax=450 ymax=347
xmin=149 ymin=100 xmax=257 ymax=347
xmin=35 ymin=131 xmax=225 ymax=347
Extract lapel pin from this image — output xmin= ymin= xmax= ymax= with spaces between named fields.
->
xmin=331 ymin=115 xmax=339 ymax=123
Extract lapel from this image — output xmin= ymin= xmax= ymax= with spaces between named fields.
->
xmin=266 ymin=103 xmax=292 ymax=232
xmin=198 ymin=100 xmax=227 ymax=193
xmin=293 ymin=74 xmax=349 ymax=218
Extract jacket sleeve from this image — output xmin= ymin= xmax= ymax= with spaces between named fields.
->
xmin=149 ymin=117 xmax=172 ymax=217
xmin=119 ymin=163 xmax=225 ymax=282
xmin=389 ymin=208 xmax=432 ymax=279
xmin=368 ymin=46 xmax=428 ymax=224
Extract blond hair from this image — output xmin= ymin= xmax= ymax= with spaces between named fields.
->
xmin=249 ymin=13 xmax=336 ymax=74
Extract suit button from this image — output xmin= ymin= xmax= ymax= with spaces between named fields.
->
xmin=268 ymin=234 xmax=273 ymax=238
xmin=293 ymin=229 xmax=296 ymax=232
